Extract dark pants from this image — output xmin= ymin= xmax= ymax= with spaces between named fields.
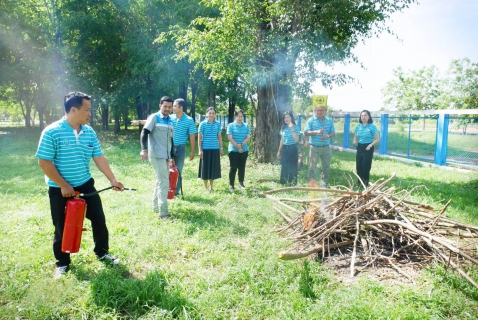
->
xmin=356 ymin=143 xmax=374 ymax=186
xmin=280 ymin=144 xmax=298 ymax=185
xmin=228 ymin=151 xmax=249 ymax=186
xmin=49 ymin=178 xmax=109 ymax=267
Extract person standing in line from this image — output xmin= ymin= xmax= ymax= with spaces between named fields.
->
xmin=353 ymin=110 xmax=379 ymax=188
xmin=36 ymin=91 xmax=124 ymax=279
xmin=303 ymin=106 xmax=336 ymax=188
xmin=140 ymin=96 xmax=175 ymax=219
xmin=226 ymin=109 xmax=251 ymax=192
xmin=198 ymin=107 xmax=224 ymax=192
xmin=171 ymin=98 xmax=197 ymax=196
xmin=276 ymin=110 xmax=301 ymax=185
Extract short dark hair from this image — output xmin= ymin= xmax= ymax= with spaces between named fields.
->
xmin=64 ymin=92 xmax=91 ymax=113
xmin=174 ymin=98 xmax=186 ymax=109
xmin=234 ymin=109 xmax=244 ymax=117
xmin=160 ymin=96 xmax=173 ymax=105
xmin=359 ymin=110 xmax=373 ymax=124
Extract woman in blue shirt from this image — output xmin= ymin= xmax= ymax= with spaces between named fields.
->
xmin=226 ymin=109 xmax=251 ymax=192
xmin=353 ymin=110 xmax=379 ymax=188
xmin=276 ymin=111 xmax=301 ymax=185
xmin=198 ymin=107 xmax=224 ymax=192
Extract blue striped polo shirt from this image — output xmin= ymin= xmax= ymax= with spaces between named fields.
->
xmin=280 ymin=124 xmax=301 ymax=146
xmin=35 ymin=117 xmax=103 ymax=187
xmin=170 ymin=113 xmax=197 ymax=145
xmin=304 ymin=116 xmax=335 ymax=146
xmin=355 ymin=123 xmax=379 ymax=144
xmin=226 ymin=122 xmax=251 ymax=152
xmin=198 ymin=119 xmax=222 ymax=150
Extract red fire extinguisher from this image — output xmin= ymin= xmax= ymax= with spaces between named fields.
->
xmin=168 ymin=163 xmax=179 ymax=200
xmin=61 ymin=192 xmax=86 ymax=253
xmin=61 ymin=186 xmax=136 ymax=254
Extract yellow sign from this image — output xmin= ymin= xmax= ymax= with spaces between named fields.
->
xmin=312 ymin=95 xmax=328 ymax=107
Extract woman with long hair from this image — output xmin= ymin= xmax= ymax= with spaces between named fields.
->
xmin=276 ymin=110 xmax=301 ymax=185
xmin=353 ymin=110 xmax=379 ymax=187
xmin=198 ymin=107 xmax=224 ymax=191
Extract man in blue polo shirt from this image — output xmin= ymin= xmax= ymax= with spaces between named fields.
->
xmin=140 ymin=96 xmax=175 ymax=218
xmin=171 ymin=98 xmax=197 ymax=196
xmin=304 ymin=106 xmax=336 ymax=188
xmin=36 ymin=91 xmax=125 ymax=279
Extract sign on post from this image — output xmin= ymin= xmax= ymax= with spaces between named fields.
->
xmin=312 ymin=95 xmax=328 ymax=107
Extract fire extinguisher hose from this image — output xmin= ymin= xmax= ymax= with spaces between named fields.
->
xmin=79 ymin=186 xmax=137 ymax=197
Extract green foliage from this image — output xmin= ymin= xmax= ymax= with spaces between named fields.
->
xmin=1 ymin=126 xmax=477 ymax=319
xmin=382 ymin=58 xmax=478 ymax=111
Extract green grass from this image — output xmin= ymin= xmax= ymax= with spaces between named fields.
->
xmin=1 ymin=126 xmax=477 ymax=319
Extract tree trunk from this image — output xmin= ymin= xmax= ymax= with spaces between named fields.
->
xmin=101 ymin=103 xmax=109 ymax=131
xmin=254 ymin=84 xmax=281 ymax=163
xmin=114 ymin=111 xmax=120 ymax=134
xmin=228 ymin=98 xmax=236 ymax=124
xmin=179 ymin=83 xmax=188 ymax=114
xmin=190 ymin=81 xmax=198 ymax=120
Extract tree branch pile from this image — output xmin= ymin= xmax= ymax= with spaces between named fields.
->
xmin=260 ymin=173 xmax=478 ymax=288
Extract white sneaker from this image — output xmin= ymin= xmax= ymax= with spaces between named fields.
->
xmin=54 ymin=266 xmax=69 ymax=279
xmin=99 ymin=253 xmax=120 ymax=265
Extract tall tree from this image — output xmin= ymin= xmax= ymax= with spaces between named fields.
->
xmin=382 ymin=66 xmax=446 ymax=111
xmin=170 ymin=0 xmax=417 ymax=162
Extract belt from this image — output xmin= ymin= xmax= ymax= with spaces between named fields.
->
xmin=311 ymin=144 xmax=329 ymax=147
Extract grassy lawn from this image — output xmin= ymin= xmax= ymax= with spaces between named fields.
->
xmin=0 ymin=126 xmax=477 ymax=319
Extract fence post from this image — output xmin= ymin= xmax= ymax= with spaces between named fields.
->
xmin=380 ymin=114 xmax=388 ymax=155
xmin=434 ymin=113 xmax=449 ymax=166
xmin=343 ymin=114 xmax=350 ymax=148
xmin=407 ymin=115 xmax=412 ymax=158
xmin=298 ymin=114 xmax=302 ymax=129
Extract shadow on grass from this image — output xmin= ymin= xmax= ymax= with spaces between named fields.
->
xmin=86 ymin=264 xmax=195 ymax=318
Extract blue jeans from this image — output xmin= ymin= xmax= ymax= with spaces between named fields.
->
xmin=173 ymin=145 xmax=186 ymax=195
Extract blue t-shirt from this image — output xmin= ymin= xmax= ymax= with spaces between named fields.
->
xmin=35 ymin=117 xmax=103 ymax=187
xmin=304 ymin=116 xmax=335 ymax=146
xmin=170 ymin=114 xmax=197 ymax=145
xmin=226 ymin=122 xmax=251 ymax=152
xmin=198 ymin=120 xmax=222 ymax=150
xmin=355 ymin=123 xmax=379 ymax=144
xmin=280 ymin=124 xmax=301 ymax=146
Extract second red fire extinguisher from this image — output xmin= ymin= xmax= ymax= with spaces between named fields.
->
xmin=168 ymin=163 xmax=179 ymax=199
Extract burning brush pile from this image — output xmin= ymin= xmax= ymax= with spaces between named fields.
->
xmin=259 ymin=173 xmax=478 ymax=288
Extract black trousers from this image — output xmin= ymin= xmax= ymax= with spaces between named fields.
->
xmin=228 ymin=151 xmax=248 ymax=186
xmin=280 ymin=144 xmax=298 ymax=185
xmin=49 ymin=178 xmax=109 ymax=267
xmin=356 ymin=143 xmax=374 ymax=186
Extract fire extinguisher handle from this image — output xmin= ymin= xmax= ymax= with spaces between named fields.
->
xmin=79 ymin=186 xmax=137 ymax=197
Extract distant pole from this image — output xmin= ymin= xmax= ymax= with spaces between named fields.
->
xmin=379 ymin=114 xmax=388 ymax=155
xmin=344 ymin=114 xmax=350 ymax=149
xmin=434 ymin=114 xmax=449 ymax=166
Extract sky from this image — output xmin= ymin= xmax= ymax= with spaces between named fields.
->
xmin=312 ymin=0 xmax=478 ymax=112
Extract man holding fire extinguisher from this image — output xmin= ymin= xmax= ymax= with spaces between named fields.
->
xmin=36 ymin=91 xmax=125 ymax=279
xmin=140 ymin=96 xmax=175 ymax=219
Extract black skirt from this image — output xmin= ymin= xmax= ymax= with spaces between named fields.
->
xmin=280 ymin=144 xmax=298 ymax=185
xmin=198 ymin=149 xmax=222 ymax=180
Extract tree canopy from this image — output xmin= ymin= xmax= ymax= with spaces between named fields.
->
xmin=9 ymin=0 xmax=470 ymax=161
